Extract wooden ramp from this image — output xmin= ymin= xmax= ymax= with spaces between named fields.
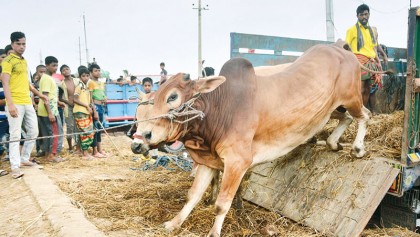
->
xmin=243 ymin=144 xmax=399 ymax=237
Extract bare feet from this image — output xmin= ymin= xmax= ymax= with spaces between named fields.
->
xmin=93 ymin=152 xmax=106 ymax=158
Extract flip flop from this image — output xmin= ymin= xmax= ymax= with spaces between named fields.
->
xmin=47 ymin=157 xmax=64 ymax=163
xmin=30 ymin=158 xmax=41 ymax=165
xmin=0 ymin=170 xmax=8 ymax=177
xmin=11 ymin=169 xmax=24 ymax=179
xmin=21 ymin=161 xmax=37 ymax=167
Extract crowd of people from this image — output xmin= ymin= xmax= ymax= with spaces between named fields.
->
xmin=0 ymin=4 xmax=386 ymax=179
xmin=0 ymin=31 xmax=161 ymax=179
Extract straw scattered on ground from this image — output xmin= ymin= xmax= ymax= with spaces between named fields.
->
xmin=15 ymin=111 xmax=418 ymax=236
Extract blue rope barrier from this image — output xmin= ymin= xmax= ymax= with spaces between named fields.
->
xmin=131 ymin=155 xmax=193 ymax=172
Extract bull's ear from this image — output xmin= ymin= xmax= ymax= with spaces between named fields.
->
xmin=136 ymin=87 xmax=146 ymax=100
xmin=196 ymin=76 xmax=226 ymax=94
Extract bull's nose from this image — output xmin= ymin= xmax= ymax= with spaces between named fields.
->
xmin=143 ymin=131 xmax=152 ymax=141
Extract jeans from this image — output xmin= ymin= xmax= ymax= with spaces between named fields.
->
xmin=6 ymin=104 xmax=38 ymax=169
xmin=58 ymin=107 xmax=64 ymax=126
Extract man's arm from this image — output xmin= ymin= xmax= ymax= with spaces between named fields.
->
xmin=73 ymin=94 xmax=93 ymax=114
xmin=345 ymin=28 xmax=355 ymax=52
xmin=376 ymin=45 xmax=388 ymax=66
xmin=30 ymin=84 xmax=48 ymax=103
xmin=1 ymin=73 xmax=18 ymax=117
xmin=41 ymin=91 xmax=55 ymax=123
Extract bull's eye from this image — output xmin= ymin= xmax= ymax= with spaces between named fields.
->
xmin=167 ymin=93 xmax=178 ymax=103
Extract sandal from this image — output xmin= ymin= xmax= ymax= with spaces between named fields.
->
xmin=48 ymin=157 xmax=63 ymax=163
xmin=11 ymin=169 xmax=24 ymax=179
xmin=0 ymin=170 xmax=8 ymax=177
xmin=30 ymin=158 xmax=41 ymax=165
xmin=21 ymin=161 xmax=37 ymax=167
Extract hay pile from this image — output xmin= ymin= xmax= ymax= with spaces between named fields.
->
xmin=40 ymin=111 xmax=416 ymax=237
xmin=318 ymin=111 xmax=404 ymax=159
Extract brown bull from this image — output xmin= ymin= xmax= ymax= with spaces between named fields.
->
xmin=132 ymin=43 xmax=369 ymax=236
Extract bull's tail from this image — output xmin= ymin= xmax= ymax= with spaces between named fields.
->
xmin=359 ymin=63 xmax=394 ymax=75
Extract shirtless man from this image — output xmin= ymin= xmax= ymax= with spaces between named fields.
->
xmin=59 ymin=65 xmax=80 ymax=152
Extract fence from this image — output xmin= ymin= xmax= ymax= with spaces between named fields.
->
xmin=104 ymin=83 xmax=159 ymax=127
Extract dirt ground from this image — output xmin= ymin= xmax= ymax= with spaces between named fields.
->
xmin=1 ymin=114 xmax=420 ymax=236
xmin=0 ymin=167 xmax=56 ymax=237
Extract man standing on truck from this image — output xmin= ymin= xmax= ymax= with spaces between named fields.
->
xmin=345 ymin=3 xmax=383 ymax=115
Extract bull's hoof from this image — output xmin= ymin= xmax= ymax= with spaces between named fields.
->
xmin=204 ymin=198 xmax=216 ymax=206
xmin=163 ymin=221 xmax=179 ymax=232
xmin=207 ymin=231 xmax=220 ymax=237
xmin=350 ymin=147 xmax=367 ymax=158
xmin=327 ymin=142 xmax=343 ymax=152
xmin=331 ymin=143 xmax=343 ymax=151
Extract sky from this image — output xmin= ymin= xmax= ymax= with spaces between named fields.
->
xmin=1 ymin=0 xmax=417 ymax=80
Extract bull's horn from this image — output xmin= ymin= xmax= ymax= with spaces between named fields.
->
xmin=183 ymin=73 xmax=191 ymax=81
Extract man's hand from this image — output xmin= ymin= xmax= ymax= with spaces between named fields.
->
xmin=87 ymin=106 xmax=93 ymax=114
xmin=7 ymin=104 xmax=18 ymax=118
xmin=40 ymin=94 xmax=49 ymax=104
xmin=58 ymin=101 xmax=66 ymax=108
xmin=48 ymin=113 xmax=56 ymax=123
xmin=93 ymin=111 xmax=99 ymax=121
xmin=383 ymin=56 xmax=389 ymax=68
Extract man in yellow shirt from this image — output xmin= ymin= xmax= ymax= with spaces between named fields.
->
xmin=0 ymin=32 xmax=47 ymax=178
xmin=345 ymin=4 xmax=382 ymax=115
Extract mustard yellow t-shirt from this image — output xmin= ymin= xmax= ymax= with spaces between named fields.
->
xmin=73 ymin=82 xmax=91 ymax=114
xmin=37 ymin=74 xmax=59 ymax=117
xmin=0 ymin=53 xmax=31 ymax=105
xmin=345 ymin=22 xmax=378 ymax=59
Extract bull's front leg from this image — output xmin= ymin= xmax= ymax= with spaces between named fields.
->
xmin=207 ymin=150 xmax=251 ymax=237
xmin=163 ymin=165 xmax=217 ymax=231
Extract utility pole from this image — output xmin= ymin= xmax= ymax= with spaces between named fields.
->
xmin=326 ymin=0 xmax=335 ymax=42
xmin=193 ymin=0 xmax=208 ymax=78
xmin=83 ymin=14 xmax=89 ymax=65
xmin=39 ymin=50 xmax=43 ymax=65
xmin=78 ymin=36 xmax=82 ymax=66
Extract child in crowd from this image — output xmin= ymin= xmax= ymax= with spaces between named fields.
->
xmin=37 ymin=56 xmax=63 ymax=162
xmin=0 ymin=49 xmax=8 ymax=160
xmin=73 ymin=67 xmax=97 ymax=159
xmin=33 ymin=65 xmax=47 ymax=157
xmin=59 ymin=64 xmax=80 ymax=153
xmin=88 ymin=64 xmax=107 ymax=157
xmin=142 ymin=77 xmax=153 ymax=93
xmin=159 ymin=62 xmax=167 ymax=85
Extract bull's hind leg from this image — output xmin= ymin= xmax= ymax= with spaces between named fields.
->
xmin=327 ymin=110 xmax=353 ymax=151
xmin=163 ymin=165 xmax=217 ymax=231
xmin=347 ymin=105 xmax=370 ymax=158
